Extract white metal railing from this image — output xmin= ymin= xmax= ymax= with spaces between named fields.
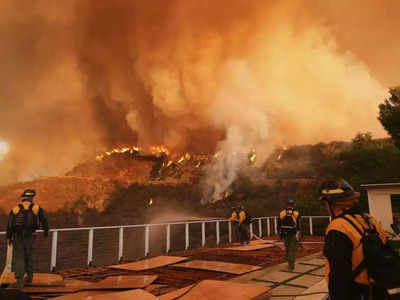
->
xmin=0 ymin=216 xmax=330 ymax=272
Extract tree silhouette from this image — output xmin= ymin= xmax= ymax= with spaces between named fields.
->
xmin=378 ymin=87 xmax=400 ymax=148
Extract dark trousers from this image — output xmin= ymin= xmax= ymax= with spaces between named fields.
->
xmin=239 ymin=223 xmax=250 ymax=243
xmin=283 ymin=233 xmax=297 ymax=269
xmin=232 ymin=222 xmax=240 ymax=242
xmin=332 ymin=283 xmax=391 ymax=300
xmin=13 ymin=234 xmax=35 ymax=283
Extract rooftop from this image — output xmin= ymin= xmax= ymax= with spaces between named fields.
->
xmin=3 ymin=236 xmax=325 ymax=299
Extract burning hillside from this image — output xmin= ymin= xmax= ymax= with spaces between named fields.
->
xmin=66 ymin=145 xmax=213 ymax=185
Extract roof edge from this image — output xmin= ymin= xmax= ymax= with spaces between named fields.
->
xmin=361 ymin=183 xmax=400 ymax=190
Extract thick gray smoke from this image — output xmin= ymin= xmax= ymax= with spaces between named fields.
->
xmin=0 ymin=0 xmax=398 ymax=188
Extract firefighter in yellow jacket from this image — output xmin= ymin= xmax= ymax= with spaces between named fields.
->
xmin=320 ymin=179 xmax=388 ymax=300
xmin=6 ymin=189 xmax=49 ymax=289
xmin=229 ymin=207 xmax=240 ymax=243
xmin=238 ymin=206 xmax=250 ymax=244
xmin=278 ymin=199 xmax=301 ymax=271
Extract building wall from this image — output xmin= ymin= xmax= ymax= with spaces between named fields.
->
xmin=367 ymin=188 xmax=397 ymax=231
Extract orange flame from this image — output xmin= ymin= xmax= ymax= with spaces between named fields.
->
xmin=96 ymin=145 xmax=140 ymax=161
xmin=150 ymin=145 xmax=170 ymax=155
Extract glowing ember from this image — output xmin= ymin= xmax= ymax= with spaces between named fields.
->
xmin=149 ymin=198 xmax=153 ymax=206
xmin=249 ymin=151 xmax=256 ymax=163
xmin=213 ymin=151 xmax=222 ymax=158
xmin=277 ymin=146 xmax=287 ymax=161
xmin=177 ymin=156 xmax=185 ymax=163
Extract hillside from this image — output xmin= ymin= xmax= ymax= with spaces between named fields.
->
xmin=0 ymin=176 xmax=116 ymax=213
xmin=2 ymin=135 xmax=398 ymax=226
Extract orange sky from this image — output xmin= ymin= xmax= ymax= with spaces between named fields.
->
xmin=0 ymin=0 xmax=399 ymax=184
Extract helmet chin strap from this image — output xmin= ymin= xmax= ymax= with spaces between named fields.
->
xmin=326 ymin=202 xmax=335 ymax=217
xmin=326 ymin=202 xmax=342 ymax=217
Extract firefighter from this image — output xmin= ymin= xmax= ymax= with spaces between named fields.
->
xmin=278 ymin=199 xmax=301 ymax=271
xmin=238 ymin=205 xmax=250 ymax=244
xmin=6 ymin=189 xmax=49 ymax=289
xmin=320 ymin=179 xmax=390 ymax=300
xmin=229 ymin=207 xmax=240 ymax=243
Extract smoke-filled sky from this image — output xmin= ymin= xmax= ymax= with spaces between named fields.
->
xmin=0 ymin=0 xmax=399 ymax=184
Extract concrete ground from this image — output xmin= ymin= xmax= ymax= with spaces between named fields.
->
xmin=230 ymin=252 xmax=328 ymax=300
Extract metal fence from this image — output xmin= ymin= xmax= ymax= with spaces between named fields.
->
xmin=0 ymin=216 xmax=330 ymax=272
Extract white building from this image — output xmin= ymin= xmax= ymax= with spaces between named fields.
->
xmin=361 ymin=183 xmax=400 ymax=231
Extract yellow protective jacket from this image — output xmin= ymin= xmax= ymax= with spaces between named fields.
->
xmin=6 ymin=201 xmax=49 ymax=239
xmin=238 ymin=211 xmax=246 ymax=225
xmin=229 ymin=211 xmax=238 ymax=222
xmin=278 ymin=208 xmax=300 ymax=232
xmin=325 ymin=213 xmax=386 ymax=286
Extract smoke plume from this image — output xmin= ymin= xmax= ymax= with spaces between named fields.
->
xmin=0 ymin=0 xmax=398 ymax=187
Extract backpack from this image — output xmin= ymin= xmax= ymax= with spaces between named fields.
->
xmin=340 ymin=214 xmax=400 ymax=289
xmin=281 ymin=208 xmax=297 ymax=228
xmin=13 ymin=203 xmax=39 ymax=234
xmin=244 ymin=211 xmax=253 ymax=224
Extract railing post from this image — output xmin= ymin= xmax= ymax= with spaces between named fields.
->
xmin=267 ymin=217 xmax=271 ymax=236
xmin=145 ymin=225 xmax=150 ymax=256
xmin=228 ymin=221 xmax=232 ymax=243
xmin=201 ymin=222 xmax=206 ymax=247
xmin=185 ymin=223 xmax=189 ymax=250
xmin=88 ymin=229 xmax=94 ymax=266
xmin=50 ymin=231 xmax=58 ymax=272
xmin=309 ymin=217 xmax=313 ymax=236
xmin=250 ymin=222 xmax=253 ymax=239
xmin=216 ymin=221 xmax=220 ymax=245
xmin=258 ymin=218 xmax=262 ymax=237
xmin=166 ymin=224 xmax=171 ymax=253
xmin=274 ymin=217 xmax=278 ymax=235
xmin=118 ymin=227 xmax=124 ymax=262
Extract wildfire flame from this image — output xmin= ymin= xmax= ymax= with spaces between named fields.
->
xmin=95 ymin=144 xmax=169 ymax=161
xmin=96 ymin=146 xmax=140 ymax=161
xmin=150 ymin=145 xmax=170 ymax=155
xmin=277 ymin=146 xmax=287 ymax=161
xmin=249 ymin=151 xmax=256 ymax=163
